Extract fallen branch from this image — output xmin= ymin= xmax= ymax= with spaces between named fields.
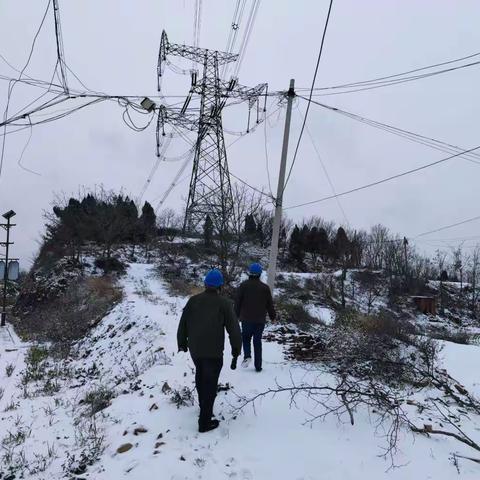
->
xmin=411 ymin=426 xmax=480 ymax=452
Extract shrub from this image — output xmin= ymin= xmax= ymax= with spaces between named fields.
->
xmin=170 ymin=387 xmax=195 ymax=408
xmin=94 ymin=257 xmax=125 ymax=274
xmin=81 ymin=386 xmax=115 ymax=416
xmin=21 ymin=346 xmax=49 ymax=383
xmin=5 ymin=363 xmax=15 ymax=377
xmin=336 ymin=310 xmax=415 ymax=342
xmin=15 ymin=276 xmax=122 ymax=344
xmin=277 ymin=300 xmax=318 ymax=329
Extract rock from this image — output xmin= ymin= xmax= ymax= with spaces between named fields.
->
xmin=157 ymin=433 xmax=163 ymax=440
xmin=117 ymin=443 xmax=133 ymax=454
xmin=155 ymin=441 xmax=166 ymax=448
xmin=134 ymin=427 xmax=148 ymax=435
xmin=424 ymin=424 xmax=433 ymax=433
xmin=180 ymin=455 xmax=186 ymax=461
xmin=123 ymin=430 xmax=128 ymax=436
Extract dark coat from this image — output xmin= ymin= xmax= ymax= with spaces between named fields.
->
xmin=177 ymin=289 xmax=242 ymax=359
xmin=235 ymin=277 xmax=276 ymax=324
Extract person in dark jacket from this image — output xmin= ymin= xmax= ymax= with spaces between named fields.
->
xmin=177 ymin=269 xmax=242 ymax=433
xmin=235 ymin=263 xmax=276 ymax=372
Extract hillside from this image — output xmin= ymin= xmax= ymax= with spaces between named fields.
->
xmin=2 ymin=237 xmax=480 ymax=479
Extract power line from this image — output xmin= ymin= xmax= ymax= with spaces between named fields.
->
xmin=1 ymin=0 xmax=53 ymax=179
xmin=307 ymin=50 xmax=480 ymax=90
xmin=233 ymin=0 xmax=262 ymax=77
xmin=414 ymin=215 xmax=480 ymax=239
xmin=298 ymin=95 xmax=480 ymax=166
xmin=295 ymin=52 xmax=480 ymax=96
xmin=221 ymin=0 xmax=247 ymax=79
xmin=283 ymin=0 xmax=334 ymax=191
xmin=285 ymin=144 xmax=480 ymax=210
xmin=295 ymin=103 xmax=349 ymax=225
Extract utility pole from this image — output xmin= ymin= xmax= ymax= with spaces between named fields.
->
xmin=267 ymin=79 xmax=295 ymax=291
xmin=1 ymin=210 xmax=16 ymax=327
xmin=403 ymin=236 xmax=409 ymax=289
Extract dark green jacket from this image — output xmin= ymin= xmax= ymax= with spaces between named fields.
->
xmin=235 ymin=277 xmax=276 ymax=324
xmin=177 ymin=289 xmax=242 ymax=359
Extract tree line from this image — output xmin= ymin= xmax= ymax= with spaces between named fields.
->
xmin=42 ymin=189 xmax=156 ymax=263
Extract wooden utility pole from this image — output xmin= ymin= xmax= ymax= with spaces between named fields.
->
xmin=267 ymin=79 xmax=295 ymax=291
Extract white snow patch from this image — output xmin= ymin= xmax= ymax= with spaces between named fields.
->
xmin=306 ymin=304 xmax=335 ymax=325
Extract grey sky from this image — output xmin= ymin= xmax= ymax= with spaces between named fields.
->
xmin=1 ymin=0 xmax=479 ymax=265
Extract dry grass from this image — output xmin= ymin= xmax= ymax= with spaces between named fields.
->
xmin=14 ymin=276 xmax=122 ymax=345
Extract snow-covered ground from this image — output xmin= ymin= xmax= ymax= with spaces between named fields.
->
xmin=1 ymin=263 xmax=480 ymax=479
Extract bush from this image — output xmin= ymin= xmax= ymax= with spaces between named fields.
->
xmin=14 ymin=276 xmax=122 ymax=343
xmin=170 ymin=387 xmax=195 ymax=408
xmin=5 ymin=363 xmax=15 ymax=377
xmin=94 ymin=257 xmax=125 ymax=274
xmin=81 ymin=386 xmax=115 ymax=416
xmin=20 ymin=346 xmax=49 ymax=385
xmin=336 ymin=310 xmax=415 ymax=342
xmin=277 ymin=300 xmax=318 ymax=329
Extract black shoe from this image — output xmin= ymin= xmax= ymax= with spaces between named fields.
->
xmin=255 ymin=367 xmax=262 ymax=372
xmin=198 ymin=419 xmax=220 ymax=433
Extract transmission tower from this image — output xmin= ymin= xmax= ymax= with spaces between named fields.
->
xmin=157 ymin=30 xmax=267 ymax=234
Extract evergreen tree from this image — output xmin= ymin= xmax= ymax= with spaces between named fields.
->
xmin=317 ymin=227 xmax=330 ymax=262
xmin=203 ymin=215 xmax=214 ymax=246
xmin=333 ymin=227 xmax=350 ymax=263
xmin=289 ymin=225 xmax=306 ymax=265
xmin=244 ymin=214 xmax=257 ymax=239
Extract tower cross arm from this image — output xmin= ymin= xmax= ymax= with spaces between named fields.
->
xmin=160 ymin=30 xmax=238 ymax=67
xmin=159 ymin=106 xmax=199 ymax=132
xmin=225 ymin=82 xmax=267 ymax=100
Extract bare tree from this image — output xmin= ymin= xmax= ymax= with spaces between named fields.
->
xmin=216 ymin=183 xmax=268 ymax=283
xmin=157 ymin=208 xmax=182 ymax=242
xmin=468 ymin=246 xmax=480 ymax=317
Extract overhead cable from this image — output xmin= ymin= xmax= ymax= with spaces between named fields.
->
xmin=285 ymin=144 xmax=480 ymax=210
xmin=283 ymin=0 xmax=334 ymax=191
xmin=298 ymin=95 xmax=480 ymax=166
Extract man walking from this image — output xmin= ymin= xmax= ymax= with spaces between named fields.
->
xmin=235 ymin=263 xmax=276 ymax=372
xmin=177 ymin=269 xmax=241 ymax=433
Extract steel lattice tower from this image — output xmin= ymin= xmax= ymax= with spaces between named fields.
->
xmin=157 ymin=31 xmax=266 ymax=234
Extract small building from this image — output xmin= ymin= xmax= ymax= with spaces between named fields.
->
xmin=411 ymin=296 xmax=437 ymax=315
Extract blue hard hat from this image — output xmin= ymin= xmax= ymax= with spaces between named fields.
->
xmin=249 ymin=263 xmax=263 ymax=276
xmin=204 ymin=269 xmax=224 ymax=288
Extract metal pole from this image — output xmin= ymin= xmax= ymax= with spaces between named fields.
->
xmin=1 ymin=216 xmax=11 ymax=327
xmin=267 ymin=79 xmax=295 ymax=291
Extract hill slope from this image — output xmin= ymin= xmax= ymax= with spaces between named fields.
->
xmin=1 ymin=261 xmax=480 ymax=479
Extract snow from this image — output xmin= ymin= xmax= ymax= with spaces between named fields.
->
xmin=306 ymin=304 xmax=336 ymax=325
xmin=440 ymin=341 xmax=480 ymax=397
xmin=2 ymin=262 xmax=480 ymax=479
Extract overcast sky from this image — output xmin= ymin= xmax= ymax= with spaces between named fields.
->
xmin=1 ymin=0 xmax=479 ymax=265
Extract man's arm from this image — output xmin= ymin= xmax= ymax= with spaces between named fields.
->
xmin=234 ymin=283 xmax=244 ymax=318
xmin=224 ymin=300 xmax=242 ymax=357
xmin=266 ymin=285 xmax=276 ymax=321
xmin=177 ymin=300 xmax=190 ymax=352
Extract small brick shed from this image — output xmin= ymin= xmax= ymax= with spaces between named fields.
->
xmin=411 ymin=296 xmax=437 ymax=315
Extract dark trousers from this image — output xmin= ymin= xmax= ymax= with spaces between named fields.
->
xmin=242 ymin=321 xmax=265 ymax=370
xmin=192 ymin=357 xmax=223 ymax=425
